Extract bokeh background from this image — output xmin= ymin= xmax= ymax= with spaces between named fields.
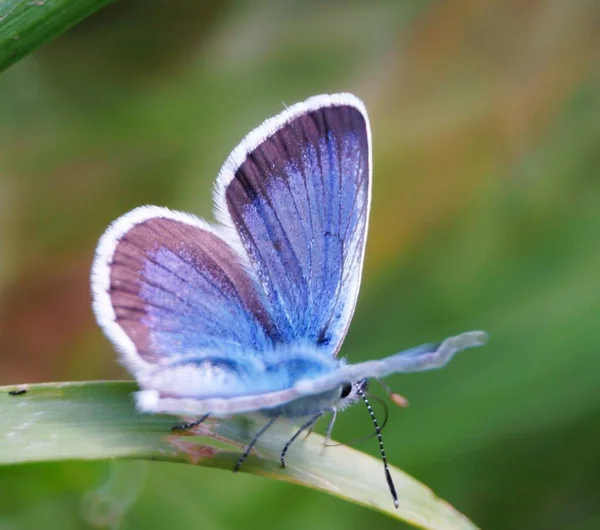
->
xmin=1 ymin=1 xmax=599 ymax=529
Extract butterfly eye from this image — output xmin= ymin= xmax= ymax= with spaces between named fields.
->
xmin=340 ymin=382 xmax=353 ymax=399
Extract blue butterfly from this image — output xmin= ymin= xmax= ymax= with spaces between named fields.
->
xmin=91 ymin=93 xmax=487 ymax=507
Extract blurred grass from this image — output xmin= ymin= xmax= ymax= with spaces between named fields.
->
xmin=1 ymin=1 xmax=599 ymax=529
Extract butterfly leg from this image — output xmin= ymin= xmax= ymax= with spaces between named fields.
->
xmin=234 ymin=416 xmax=280 ymax=472
xmin=280 ymin=412 xmax=323 ymax=468
xmin=171 ymin=413 xmax=210 ymax=432
xmin=320 ymin=407 xmax=337 ymax=455
xmin=302 ymin=426 xmax=315 ymax=440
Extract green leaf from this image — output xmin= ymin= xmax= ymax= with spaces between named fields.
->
xmin=0 ymin=381 xmax=478 ymax=530
xmin=0 ymin=0 xmax=116 ymax=73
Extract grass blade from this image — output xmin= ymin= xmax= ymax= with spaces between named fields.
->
xmin=0 ymin=0 xmax=115 ymax=73
xmin=1 ymin=381 xmax=478 ymax=530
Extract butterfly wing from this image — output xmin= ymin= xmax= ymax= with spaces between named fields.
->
xmin=215 ymin=93 xmax=371 ymax=355
xmin=91 ymin=206 xmax=279 ymax=375
xmin=91 ymin=94 xmax=371 ymax=415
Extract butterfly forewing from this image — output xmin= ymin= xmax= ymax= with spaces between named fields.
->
xmin=217 ymin=96 xmax=371 ymax=355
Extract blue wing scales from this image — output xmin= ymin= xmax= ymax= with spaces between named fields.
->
xmin=92 ymin=95 xmax=371 ymax=405
xmin=217 ymin=99 xmax=370 ymax=355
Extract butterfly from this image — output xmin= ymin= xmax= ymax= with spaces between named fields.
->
xmin=91 ymin=93 xmax=488 ymax=507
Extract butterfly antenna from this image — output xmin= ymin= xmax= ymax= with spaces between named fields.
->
xmin=358 ymin=387 xmax=399 ymax=508
xmin=325 ymin=394 xmax=389 ymax=447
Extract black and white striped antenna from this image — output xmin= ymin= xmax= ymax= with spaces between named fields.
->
xmin=357 ymin=386 xmax=399 ymax=508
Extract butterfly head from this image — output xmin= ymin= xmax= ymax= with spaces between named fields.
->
xmin=336 ymin=379 xmax=369 ymax=411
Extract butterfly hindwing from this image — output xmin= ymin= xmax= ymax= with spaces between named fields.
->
xmin=91 ymin=207 xmax=277 ymax=376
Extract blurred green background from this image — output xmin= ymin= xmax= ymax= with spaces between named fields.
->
xmin=1 ymin=1 xmax=599 ymax=529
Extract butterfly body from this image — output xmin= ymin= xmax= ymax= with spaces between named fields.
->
xmin=91 ymin=93 xmax=488 ymax=505
xmin=133 ymin=340 xmax=344 ymax=418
